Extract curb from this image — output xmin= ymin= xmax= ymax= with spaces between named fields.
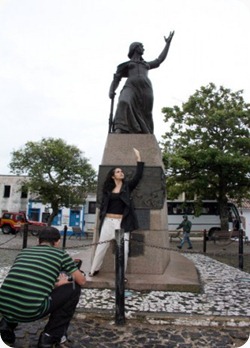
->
xmin=75 ymin=309 xmax=250 ymax=329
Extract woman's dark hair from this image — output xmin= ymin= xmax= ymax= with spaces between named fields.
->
xmin=102 ymin=167 xmax=124 ymax=193
xmin=39 ymin=226 xmax=61 ymax=245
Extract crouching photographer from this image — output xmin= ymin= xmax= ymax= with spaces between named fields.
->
xmin=0 ymin=226 xmax=86 ymax=348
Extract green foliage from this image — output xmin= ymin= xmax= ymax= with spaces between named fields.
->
xmin=10 ymin=138 xmax=97 ymax=225
xmin=161 ymin=83 xmax=250 ymax=229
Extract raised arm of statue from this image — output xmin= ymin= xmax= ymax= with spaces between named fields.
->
xmin=157 ymin=31 xmax=175 ymax=65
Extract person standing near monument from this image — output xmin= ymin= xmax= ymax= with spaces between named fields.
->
xmin=177 ymin=215 xmax=193 ymax=250
xmin=109 ymin=31 xmax=174 ymax=134
xmin=89 ymin=148 xmax=144 ymax=278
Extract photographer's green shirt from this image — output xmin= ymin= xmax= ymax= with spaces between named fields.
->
xmin=0 ymin=245 xmax=78 ymax=323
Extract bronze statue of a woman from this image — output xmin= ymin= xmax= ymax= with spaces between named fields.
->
xmin=109 ymin=31 xmax=174 ymax=134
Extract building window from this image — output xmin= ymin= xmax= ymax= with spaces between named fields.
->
xmin=21 ymin=186 xmax=28 ymax=198
xmin=42 ymin=212 xmax=50 ymax=223
xmin=28 ymin=208 xmax=40 ymax=221
xmin=3 ymin=185 xmax=11 ymax=198
xmin=88 ymin=202 xmax=96 ymax=214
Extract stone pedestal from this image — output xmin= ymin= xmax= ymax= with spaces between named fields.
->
xmin=87 ymin=134 xmax=200 ymax=291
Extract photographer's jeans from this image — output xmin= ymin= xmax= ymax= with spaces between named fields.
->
xmin=42 ymin=282 xmax=81 ymax=339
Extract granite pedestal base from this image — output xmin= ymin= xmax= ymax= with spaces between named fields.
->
xmin=88 ymin=134 xmax=200 ymax=291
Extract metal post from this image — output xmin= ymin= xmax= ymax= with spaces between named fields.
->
xmin=115 ymin=228 xmax=125 ymax=325
xmin=22 ymin=223 xmax=29 ymax=249
xmin=239 ymin=229 xmax=244 ymax=271
xmin=62 ymin=225 xmax=67 ymax=249
xmin=203 ymin=229 xmax=207 ymax=253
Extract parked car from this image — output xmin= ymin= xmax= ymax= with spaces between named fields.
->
xmin=0 ymin=212 xmax=46 ymax=235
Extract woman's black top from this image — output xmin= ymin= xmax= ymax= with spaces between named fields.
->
xmin=106 ymin=193 xmax=126 ymax=215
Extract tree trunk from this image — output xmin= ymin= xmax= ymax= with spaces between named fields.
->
xmin=219 ymin=199 xmax=228 ymax=231
xmin=47 ymin=203 xmax=59 ymax=227
xmin=47 ymin=212 xmax=57 ymax=226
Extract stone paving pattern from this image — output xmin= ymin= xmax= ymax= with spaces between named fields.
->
xmin=4 ymin=316 xmax=249 ymax=348
xmin=0 ymin=233 xmax=250 ymax=347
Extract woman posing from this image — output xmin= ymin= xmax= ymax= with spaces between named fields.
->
xmin=89 ymin=148 xmax=144 ymax=278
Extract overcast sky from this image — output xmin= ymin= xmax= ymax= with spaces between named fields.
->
xmin=0 ymin=0 xmax=249 ymax=174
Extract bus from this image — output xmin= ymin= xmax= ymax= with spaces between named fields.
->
xmin=167 ymin=200 xmax=243 ymax=239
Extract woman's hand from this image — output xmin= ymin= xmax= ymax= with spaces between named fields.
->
xmin=133 ymin=148 xmax=141 ymax=162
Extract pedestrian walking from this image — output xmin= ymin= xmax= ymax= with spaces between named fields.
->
xmin=176 ymin=215 xmax=193 ymax=249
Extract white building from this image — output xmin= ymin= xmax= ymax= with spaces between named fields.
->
xmin=0 ymin=175 xmax=29 ymax=214
xmin=0 ymin=175 xmax=96 ymax=235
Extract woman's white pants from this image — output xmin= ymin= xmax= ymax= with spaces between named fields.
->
xmin=90 ymin=217 xmax=130 ymax=274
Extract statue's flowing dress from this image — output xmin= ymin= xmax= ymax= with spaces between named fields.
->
xmin=113 ymin=58 xmax=160 ymax=134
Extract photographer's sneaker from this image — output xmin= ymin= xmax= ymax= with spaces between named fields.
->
xmin=0 ymin=318 xmax=16 ymax=345
xmin=60 ymin=335 xmax=67 ymax=344
xmin=38 ymin=332 xmax=59 ymax=348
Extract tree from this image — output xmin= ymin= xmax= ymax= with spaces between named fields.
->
xmin=161 ymin=83 xmax=250 ymax=230
xmin=10 ymin=138 xmax=97 ymax=226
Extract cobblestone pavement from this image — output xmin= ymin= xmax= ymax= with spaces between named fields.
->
xmin=4 ymin=315 xmax=249 ymax=348
xmin=0 ymin=233 xmax=250 ymax=347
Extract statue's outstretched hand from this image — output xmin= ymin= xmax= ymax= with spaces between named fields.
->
xmin=164 ymin=31 xmax=175 ymax=43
